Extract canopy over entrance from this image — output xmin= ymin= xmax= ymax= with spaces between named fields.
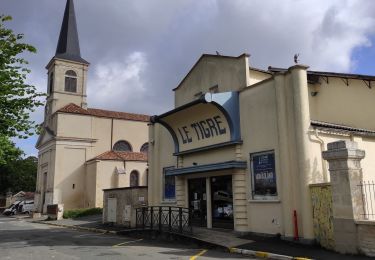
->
xmin=151 ymin=91 xmax=241 ymax=155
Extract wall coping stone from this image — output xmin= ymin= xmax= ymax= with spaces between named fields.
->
xmin=355 ymin=220 xmax=375 ymax=226
xmin=309 ymin=182 xmax=331 ymax=188
xmin=322 ymin=141 xmax=365 ymax=160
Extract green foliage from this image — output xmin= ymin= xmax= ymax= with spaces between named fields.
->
xmin=0 ymin=136 xmax=23 ymax=165
xmin=63 ymin=208 xmax=103 ymax=219
xmin=0 ymin=15 xmax=45 ymax=163
xmin=0 ymin=155 xmax=37 ymax=194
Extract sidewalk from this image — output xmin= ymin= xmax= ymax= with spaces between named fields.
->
xmin=32 ymin=215 xmax=371 ymax=260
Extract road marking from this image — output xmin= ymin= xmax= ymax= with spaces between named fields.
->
xmin=255 ymin=251 xmax=269 ymax=258
xmin=190 ymin=249 xmax=207 ymax=260
xmin=112 ymin=239 xmax=143 ymax=247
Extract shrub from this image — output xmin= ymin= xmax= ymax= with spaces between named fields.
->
xmin=63 ymin=207 xmax=102 ymax=219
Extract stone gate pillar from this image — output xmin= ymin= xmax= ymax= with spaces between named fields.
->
xmin=322 ymin=140 xmax=365 ymax=254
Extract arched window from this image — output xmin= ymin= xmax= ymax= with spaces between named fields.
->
xmin=130 ymin=170 xmax=139 ymax=187
xmin=113 ymin=140 xmax=132 ymax=152
xmin=140 ymin=143 xmax=149 ymax=154
xmin=65 ymin=70 xmax=77 ymax=92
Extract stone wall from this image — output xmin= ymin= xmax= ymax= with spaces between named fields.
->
xmin=103 ymin=186 xmax=148 ymax=227
xmin=320 ymin=140 xmax=375 ymax=257
xmin=357 ymin=221 xmax=375 ymax=256
xmin=310 ymin=183 xmax=334 ymax=250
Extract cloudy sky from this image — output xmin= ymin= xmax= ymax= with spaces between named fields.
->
xmin=2 ymin=0 xmax=375 ymax=156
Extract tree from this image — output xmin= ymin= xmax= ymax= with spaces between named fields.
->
xmin=0 ymin=15 xmax=44 ymax=163
xmin=0 ymin=136 xmax=22 ymax=165
xmin=0 ymin=155 xmax=38 ymax=194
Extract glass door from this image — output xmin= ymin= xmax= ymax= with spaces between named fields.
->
xmin=188 ymin=178 xmax=207 ymax=227
xmin=211 ymin=175 xmax=234 ymax=229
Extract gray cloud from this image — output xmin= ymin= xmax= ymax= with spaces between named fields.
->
xmin=2 ymin=0 xmax=375 ymax=155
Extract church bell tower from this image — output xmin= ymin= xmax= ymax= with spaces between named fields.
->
xmin=45 ymin=0 xmax=89 ymax=118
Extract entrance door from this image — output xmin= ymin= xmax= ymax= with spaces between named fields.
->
xmin=211 ymin=175 xmax=234 ymax=229
xmin=188 ymin=178 xmax=207 ymax=227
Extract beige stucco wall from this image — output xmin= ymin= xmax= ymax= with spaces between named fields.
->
xmin=148 ymin=124 xmax=175 ymax=206
xmin=174 ymin=55 xmax=250 ymax=107
xmin=307 ymin=132 xmax=375 ymax=183
xmin=90 ymin=117 xmax=112 ymax=158
xmin=35 ymin=144 xmax=56 ymax=212
xmin=309 ymin=78 xmax=375 ymax=131
xmin=112 ymin=119 xmax=149 ymax=153
xmin=239 ymin=80 xmax=283 ymax=235
xmin=57 ymin=114 xmax=92 ymax=139
xmin=47 ymin=59 xmax=88 ymax=114
xmin=53 ymin=145 xmax=87 ymax=209
xmin=85 ymin=161 xmax=97 ymax=208
xmin=249 ymin=68 xmax=272 ymax=85
xmin=85 ymin=160 xmax=149 ymax=208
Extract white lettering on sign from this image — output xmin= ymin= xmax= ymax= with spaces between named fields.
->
xmin=255 ymin=172 xmax=274 ymax=180
xmin=177 ymin=115 xmax=227 ymax=144
xmin=258 ymin=155 xmax=270 ymax=165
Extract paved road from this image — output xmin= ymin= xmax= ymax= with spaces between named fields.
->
xmin=0 ymin=216 xmax=253 ymax=260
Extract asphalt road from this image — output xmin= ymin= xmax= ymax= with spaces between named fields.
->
xmin=0 ymin=215 xmax=253 ymax=260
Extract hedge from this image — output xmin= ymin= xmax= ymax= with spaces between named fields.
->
xmin=63 ymin=207 xmax=102 ymax=219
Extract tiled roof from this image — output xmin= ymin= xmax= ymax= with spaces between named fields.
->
xmin=88 ymin=151 xmax=148 ymax=162
xmin=57 ymin=103 xmax=150 ymax=122
xmin=311 ymin=120 xmax=375 ymax=137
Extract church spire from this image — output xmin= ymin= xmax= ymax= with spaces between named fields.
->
xmin=55 ymin=0 xmax=88 ymax=64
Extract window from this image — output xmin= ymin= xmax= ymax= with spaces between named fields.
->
xmin=65 ymin=70 xmax=77 ymax=92
xmin=113 ymin=140 xmax=132 ymax=152
xmin=130 ymin=170 xmax=139 ymax=187
xmin=163 ymin=167 xmax=175 ymax=201
xmin=140 ymin=143 xmax=149 ymax=154
xmin=49 ymin=72 xmax=54 ymax=94
xmin=250 ymin=151 xmax=277 ymax=199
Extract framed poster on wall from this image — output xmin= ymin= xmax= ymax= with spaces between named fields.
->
xmin=250 ymin=151 xmax=277 ymax=199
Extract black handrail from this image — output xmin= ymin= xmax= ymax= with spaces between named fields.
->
xmin=136 ymin=206 xmax=192 ymax=234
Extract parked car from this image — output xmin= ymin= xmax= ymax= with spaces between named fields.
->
xmin=3 ymin=201 xmax=21 ymax=216
xmin=19 ymin=200 xmax=34 ymax=214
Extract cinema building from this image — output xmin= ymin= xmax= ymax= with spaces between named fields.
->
xmin=148 ymin=53 xmax=375 ymax=242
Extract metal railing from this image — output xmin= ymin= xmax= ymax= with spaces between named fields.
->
xmin=359 ymin=181 xmax=375 ymax=220
xmin=135 ymin=206 xmax=192 ymax=234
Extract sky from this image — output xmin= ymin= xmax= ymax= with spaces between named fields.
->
xmin=2 ymin=0 xmax=375 ymax=156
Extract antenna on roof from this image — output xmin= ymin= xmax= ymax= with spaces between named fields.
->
xmin=294 ymin=53 xmax=300 ymax=64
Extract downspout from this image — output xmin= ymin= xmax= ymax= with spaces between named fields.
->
xmin=310 ymin=129 xmax=328 ymax=182
xmin=110 ymin=118 xmax=114 ymax=150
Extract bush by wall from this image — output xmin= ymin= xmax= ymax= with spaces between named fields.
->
xmin=63 ymin=207 xmax=102 ymax=219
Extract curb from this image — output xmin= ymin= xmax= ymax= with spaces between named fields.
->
xmin=229 ymin=247 xmax=313 ymax=260
xmin=32 ymin=220 xmax=118 ymax=234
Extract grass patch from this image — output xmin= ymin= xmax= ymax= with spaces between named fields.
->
xmin=63 ymin=207 xmax=102 ymax=219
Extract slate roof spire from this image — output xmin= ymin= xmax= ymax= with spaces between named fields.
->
xmin=55 ymin=0 xmax=89 ymax=64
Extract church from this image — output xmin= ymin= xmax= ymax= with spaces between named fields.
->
xmin=34 ymin=0 xmax=149 ymax=212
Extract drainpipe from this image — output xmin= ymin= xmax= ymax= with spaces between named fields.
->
xmin=310 ymin=129 xmax=328 ymax=182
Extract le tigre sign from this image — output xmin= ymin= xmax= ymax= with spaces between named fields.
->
xmin=160 ymin=103 xmax=231 ymax=152
xmin=177 ymin=115 xmax=227 ymax=144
